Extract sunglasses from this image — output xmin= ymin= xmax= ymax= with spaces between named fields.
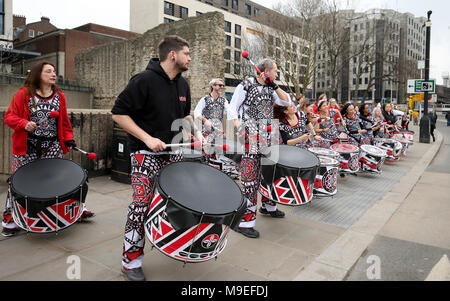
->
xmin=214 ymin=84 xmax=225 ymax=87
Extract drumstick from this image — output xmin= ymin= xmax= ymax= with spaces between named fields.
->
xmin=165 ymin=141 xmax=230 ymax=151
xmin=36 ymin=111 xmax=59 ymax=126
xmin=73 ymin=147 xmax=97 ymax=160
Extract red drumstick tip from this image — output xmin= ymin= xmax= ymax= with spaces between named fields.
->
xmin=266 ymin=125 xmax=272 ymax=132
xmin=49 ymin=111 xmax=59 ymax=118
xmin=242 ymin=51 xmax=249 ymax=59
xmin=88 ymin=153 xmax=97 ymax=160
xmin=221 ymin=144 xmax=230 ymax=151
xmin=192 ymin=141 xmax=203 ymax=149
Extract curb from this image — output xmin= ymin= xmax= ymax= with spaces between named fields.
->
xmin=293 ymin=130 xmax=444 ymax=281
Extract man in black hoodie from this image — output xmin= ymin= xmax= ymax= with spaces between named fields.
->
xmin=111 ymin=35 xmax=202 ymax=281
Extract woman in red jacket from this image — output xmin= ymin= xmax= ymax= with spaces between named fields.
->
xmin=2 ymin=61 xmax=94 ymax=237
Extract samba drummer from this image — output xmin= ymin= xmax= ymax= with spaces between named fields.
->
xmin=340 ymin=103 xmax=371 ymax=146
xmin=194 ymin=78 xmax=232 ymax=160
xmin=194 ymin=78 xmax=230 ymax=139
xmin=2 ymin=62 xmax=94 ymax=238
xmin=314 ymin=98 xmax=346 ymax=147
xmin=274 ymin=98 xmax=323 ymax=149
xmin=227 ymin=58 xmax=292 ymax=239
xmin=112 ymin=36 xmax=204 ymax=281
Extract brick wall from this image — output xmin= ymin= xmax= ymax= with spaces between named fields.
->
xmin=75 ymin=11 xmax=226 ymax=109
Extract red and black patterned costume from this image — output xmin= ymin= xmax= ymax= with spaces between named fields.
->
xmin=111 ymin=58 xmax=191 ymax=269
xmin=2 ymin=88 xmax=74 ymax=230
xmin=228 ymin=77 xmax=291 ymax=229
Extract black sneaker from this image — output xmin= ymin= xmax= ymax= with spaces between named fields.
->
xmin=79 ymin=210 xmax=95 ymax=222
xmin=1 ymin=228 xmax=20 ymax=237
xmin=121 ymin=266 xmax=146 ymax=281
xmin=259 ymin=207 xmax=285 ymax=218
xmin=235 ymin=227 xmax=260 ymax=238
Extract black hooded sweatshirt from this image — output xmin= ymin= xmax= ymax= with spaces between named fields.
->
xmin=111 ymin=58 xmax=191 ymax=152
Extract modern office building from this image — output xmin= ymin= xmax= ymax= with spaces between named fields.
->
xmin=314 ymin=8 xmax=426 ymax=103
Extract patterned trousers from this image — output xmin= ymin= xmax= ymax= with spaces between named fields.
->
xmin=122 ymin=152 xmax=182 ymax=269
xmin=2 ymin=141 xmax=63 ymax=229
xmin=239 ymin=153 xmax=277 ymax=229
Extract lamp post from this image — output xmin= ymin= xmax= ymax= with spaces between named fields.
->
xmin=419 ymin=11 xmax=432 ymax=144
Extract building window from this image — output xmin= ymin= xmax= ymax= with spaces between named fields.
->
xmin=225 ymin=21 xmax=231 ymax=33
xmin=235 ymin=24 xmax=241 ymax=35
xmin=232 ymin=0 xmax=239 ymax=10
xmin=224 ymin=48 xmax=231 ymax=60
xmin=37 ymin=31 xmax=44 ymax=36
xmin=234 ymin=50 xmax=241 ymax=61
xmin=254 ymin=7 xmax=260 ymax=15
xmin=179 ymin=6 xmax=188 ymax=18
xmin=226 ymin=35 xmax=231 ymax=46
xmin=163 ymin=18 xmax=174 ymax=24
xmin=245 ymin=4 xmax=251 ymax=15
xmin=226 ymin=62 xmax=231 ymax=73
xmin=235 ymin=37 xmax=241 ymax=49
xmin=234 ymin=63 xmax=241 ymax=75
xmin=29 ymin=29 xmax=35 ymax=38
xmin=164 ymin=1 xmax=175 ymax=16
xmin=196 ymin=11 xmax=202 ymax=16
xmin=221 ymin=0 xmax=229 ymax=6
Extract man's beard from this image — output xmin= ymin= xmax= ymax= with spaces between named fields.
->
xmin=176 ymin=61 xmax=189 ymax=72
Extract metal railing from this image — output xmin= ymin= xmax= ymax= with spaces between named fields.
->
xmin=0 ymin=73 xmax=94 ymax=93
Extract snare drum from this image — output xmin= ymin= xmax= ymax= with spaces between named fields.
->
xmin=330 ymin=144 xmax=360 ymax=173
xmin=394 ymin=130 xmax=414 ymax=145
xmin=393 ymin=136 xmax=409 ymax=156
xmin=259 ymin=145 xmax=319 ymax=206
xmin=314 ymin=156 xmax=339 ymax=197
xmin=308 ymin=147 xmax=340 ymax=161
xmin=9 ymin=158 xmax=88 ymax=233
xmin=359 ymin=145 xmax=386 ymax=174
xmin=144 ymin=162 xmax=245 ymax=263
xmin=207 ymin=139 xmax=243 ymax=179
xmin=373 ymin=138 xmax=401 ymax=161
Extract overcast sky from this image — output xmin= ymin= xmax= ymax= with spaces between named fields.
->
xmin=12 ymin=0 xmax=450 ymax=84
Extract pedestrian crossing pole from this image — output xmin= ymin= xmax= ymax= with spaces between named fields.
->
xmin=419 ymin=11 xmax=432 ymax=144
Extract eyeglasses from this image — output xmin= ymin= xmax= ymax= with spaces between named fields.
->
xmin=214 ymin=84 xmax=225 ymax=87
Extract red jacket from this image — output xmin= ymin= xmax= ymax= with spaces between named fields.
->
xmin=4 ymin=86 xmax=74 ymax=155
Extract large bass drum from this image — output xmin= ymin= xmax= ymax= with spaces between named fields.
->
xmin=144 ymin=162 xmax=245 ymax=263
xmin=259 ymin=145 xmax=319 ymax=206
xmin=9 ymin=158 xmax=88 ymax=233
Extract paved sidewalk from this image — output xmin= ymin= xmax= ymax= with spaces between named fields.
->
xmin=0 ymin=124 xmax=444 ymax=281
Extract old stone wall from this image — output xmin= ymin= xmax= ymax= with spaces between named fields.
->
xmin=75 ymin=12 xmax=226 ymax=109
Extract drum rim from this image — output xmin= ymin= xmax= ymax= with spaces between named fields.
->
xmin=360 ymin=145 xmax=387 ymax=157
xmin=9 ymin=158 xmax=87 ymax=201
xmin=156 ymin=161 xmax=245 ymax=216
xmin=308 ymin=147 xmax=339 ymax=156
xmin=318 ymin=156 xmax=340 ymax=166
xmin=330 ymin=143 xmax=359 ymax=153
xmin=262 ymin=144 xmax=320 ymax=170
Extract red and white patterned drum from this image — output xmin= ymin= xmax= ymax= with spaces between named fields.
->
xmin=314 ymin=156 xmax=339 ymax=197
xmin=359 ymin=145 xmax=386 ymax=174
xmin=373 ymin=138 xmax=401 ymax=161
xmin=259 ymin=145 xmax=319 ymax=206
xmin=144 ymin=162 xmax=245 ymax=263
xmin=393 ymin=136 xmax=409 ymax=156
xmin=308 ymin=147 xmax=340 ymax=161
xmin=330 ymin=143 xmax=360 ymax=173
xmin=9 ymin=159 xmax=88 ymax=233
xmin=394 ymin=130 xmax=414 ymax=145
